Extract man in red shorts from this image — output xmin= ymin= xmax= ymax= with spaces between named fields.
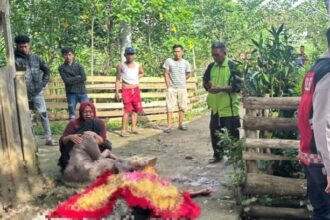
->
xmin=115 ymin=47 xmax=144 ymax=137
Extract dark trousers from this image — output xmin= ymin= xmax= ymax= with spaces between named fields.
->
xmin=303 ymin=164 xmax=330 ymax=220
xmin=209 ymin=113 xmax=240 ymax=158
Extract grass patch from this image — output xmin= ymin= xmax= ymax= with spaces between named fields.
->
xmin=34 ymin=121 xmax=67 ymax=135
xmin=106 ymin=118 xmax=122 ymax=131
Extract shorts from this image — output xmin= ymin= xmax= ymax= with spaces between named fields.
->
xmin=166 ymin=87 xmax=188 ymax=112
xmin=122 ymin=87 xmax=143 ymax=113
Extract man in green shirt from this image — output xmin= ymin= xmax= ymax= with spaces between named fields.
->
xmin=203 ymin=42 xmax=242 ymax=163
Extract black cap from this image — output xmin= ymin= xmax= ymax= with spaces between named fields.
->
xmin=124 ymin=47 xmax=136 ymax=54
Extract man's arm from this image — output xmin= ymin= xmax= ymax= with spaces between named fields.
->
xmin=202 ymin=63 xmax=213 ymax=91
xmin=138 ymin=64 xmax=144 ymax=79
xmin=78 ymin=63 xmax=87 ymax=82
xmin=39 ymin=56 xmax=51 ymax=87
xmin=312 ymin=73 xmax=330 ymax=193
xmin=186 ymin=61 xmax=191 ymax=80
xmin=58 ymin=64 xmax=85 ymax=85
xmin=209 ymin=62 xmax=243 ymax=94
xmin=115 ymin=64 xmax=122 ymax=101
xmin=163 ymin=69 xmax=170 ymax=89
xmin=163 ymin=59 xmax=170 ymax=89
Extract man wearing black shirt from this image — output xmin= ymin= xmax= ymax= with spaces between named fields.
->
xmin=59 ymin=47 xmax=88 ymax=119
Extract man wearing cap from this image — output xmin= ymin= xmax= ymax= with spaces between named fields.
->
xmin=115 ymin=47 xmax=144 ymax=137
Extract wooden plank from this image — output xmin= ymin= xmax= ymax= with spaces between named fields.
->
xmin=46 ymin=82 xmax=197 ymax=90
xmin=43 ymin=91 xmax=196 ymax=100
xmin=245 ymin=109 xmax=259 ymax=173
xmin=49 ymin=76 xmax=199 ymax=83
xmin=46 ymin=100 xmax=170 ymax=109
xmin=14 ymin=71 xmax=43 ymax=197
xmin=244 ymin=173 xmax=306 ymax=197
xmin=243 ymin=116 xmax=297 ymax=131
xmin=246 ymin=205 xmax=310 ymax=219
xmin=245 ymin=138 xmax=299 ymax=149
xmin=14 ymin=72 xmax=37 ymax=162
xmin=243 ymin=151 xmax=295 ymax=161
xmin=243 ymin=97 xmax=300 ymax=110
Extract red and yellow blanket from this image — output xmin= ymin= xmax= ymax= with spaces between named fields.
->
xmin=48 ymin=167 xmax=200 ymax=219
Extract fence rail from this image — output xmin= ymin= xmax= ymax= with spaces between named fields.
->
xmin=243 ymin=96 xmax=310 ymax=219
xmin=45 ymin=76 xmax=206 ymax=120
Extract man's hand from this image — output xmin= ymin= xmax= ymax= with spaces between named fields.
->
xmin=325 ymin=176 xmax=330 ymax=194
xmin=203 ymin=81 xmax=212 ymax=90
xmin=114 ymin=92 xmax=121 ymax=102
xmin=83 ymin=131 xmax=97 ymax=139
xmin=208 ymin=86 xmax=221 ymax=94
xmin=68 ymin=134 xmax=82 ymax=144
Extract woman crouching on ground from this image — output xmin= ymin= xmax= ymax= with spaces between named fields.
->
xmin=58 ymin=102 xmax=154 ymax=182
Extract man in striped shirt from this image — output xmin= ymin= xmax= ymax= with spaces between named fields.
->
xmin=163 ymin=45 xmax=192 ymax=133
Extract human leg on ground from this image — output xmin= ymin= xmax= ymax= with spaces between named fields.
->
xmin=209 ymin=112 xmax=221 ymax=163
xmin=121 ymin=112 xmax=130 ymax=136
xmin=66 ymin=93 xmax=78 ymax=119
xmin=165 ymin=87 xmax=178 ymax=132
xmin=303 ymin=164 xmax=330 ymax=220
xmin=131 ymin=111 xmax=139 ymax=133
xmin=209 ymin=116 xmax=240 ymax=163
xmin=33 ymin=92 xmax=57 ymax=146
xmin=77 ymin=93 xmax=89 ymax=104
xmin=178 ymin=88 xmax=188 ymax=130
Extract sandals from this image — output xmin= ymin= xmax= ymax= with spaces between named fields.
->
xmin=178 ymin=125 xmax=188 ymax=131
xmin=120 ymin=131 xmax=129 ymax=137
xmin=164 ymin=127 xmax=173 ymax=133
xmin=131 ymin=130 xmax=141 ymax=135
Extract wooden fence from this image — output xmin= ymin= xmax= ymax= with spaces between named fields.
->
xmin=44 ymin=76 xmax=206 ymax=121
xmin=242 ymin=96 xmax=310 ymax=219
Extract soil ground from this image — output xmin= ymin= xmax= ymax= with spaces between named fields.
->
xmin=2 ymin=113 xmax=241 ymax=220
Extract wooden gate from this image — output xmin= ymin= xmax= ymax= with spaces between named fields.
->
xmin=242 ymin=96 xmax=310 ymax=219
xmin=0 ymin=0 xmax=43 ymax=206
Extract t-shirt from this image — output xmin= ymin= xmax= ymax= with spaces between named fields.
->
xmin=206 ymin=58 xmax=240 ymax=117
xmin=163 ymin=58 xmax=191 ymax=89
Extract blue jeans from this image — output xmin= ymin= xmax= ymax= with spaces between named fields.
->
xmin=66 ymin=93 xmax=89 ymax=118
xmin=31 ymin=91 xmax=52 ymax=139
xmin=303 ymin=164 xmax=330 ymax=220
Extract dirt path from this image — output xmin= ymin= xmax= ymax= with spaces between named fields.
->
xmin=5 ymin=113 xmax=240 ymax=219
xmin=109 ymin=113 xmax=240 ymax=220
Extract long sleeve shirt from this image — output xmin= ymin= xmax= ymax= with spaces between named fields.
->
xmin=58 ymin=61 xmax=87 ymax=94
xmin=313 ymin=51 xmax=330 ymax=175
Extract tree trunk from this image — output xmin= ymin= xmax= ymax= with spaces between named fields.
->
xmin=244 ymin=173 xmax=306 ymax=197
xmin=120 ymin=21 xmax=132 ymax=63
xmin=245 ymin=138 xmax=299 ymax=149
xmin=243 ymin=116 xmax=297 ymax=131
xmin=103 ymin=0 xmax=115 ymax=76
xmin=246 ymin=205 xmax=310 ymax=219
xmin=243 ymin=97 xmax=300 ymax=110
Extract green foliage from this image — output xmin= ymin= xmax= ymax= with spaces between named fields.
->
xmin=243 ymin=24 xmax=302 ymax=97
xmin=0 ymin=36 xmax=7 ymax=68
xmin=35 ymin=121 xmax=67 ymax=135
xmin=9 ymin=1 xmax=329 ymax=78
xmin=216 ymin=129 xmax=244 ymax=170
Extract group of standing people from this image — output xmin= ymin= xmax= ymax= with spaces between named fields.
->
xmin=14 ymin=33 xmax=242 ymax=169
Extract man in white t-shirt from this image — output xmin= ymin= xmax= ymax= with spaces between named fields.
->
xmin=163 ymin=45 xmax=192 ymax=133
